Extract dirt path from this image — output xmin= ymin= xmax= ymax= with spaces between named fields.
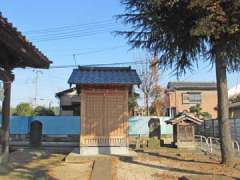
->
xmin=48 ymin=161 xmax=93 ymax=180
xmin=91 ymin=159 xmax=112 ymax=180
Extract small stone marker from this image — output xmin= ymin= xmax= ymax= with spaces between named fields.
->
xmin=136 ymin=134 xmax=141 ymax=150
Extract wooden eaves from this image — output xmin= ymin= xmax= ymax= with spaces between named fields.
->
xmin=0 ymin=12 xmax=51 ymax=165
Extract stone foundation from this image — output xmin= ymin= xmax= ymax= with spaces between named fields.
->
xmin=177 ymin=142 xmax=197 ymax=149
xmin=65 ymin=147 xmax=137 ymax=163
xmin=79 ymin=146 xmax=129 ymax=155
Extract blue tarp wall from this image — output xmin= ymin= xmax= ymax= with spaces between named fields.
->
xmin=0 ymin=116 xmax=172 ymax=135
xmin=0 ymin=116 xmax=80 ymax=135
xmin=32 ymin=116 xmax=80 ymax=135
xmin=128 ymin=116 xmax=172 ymax=136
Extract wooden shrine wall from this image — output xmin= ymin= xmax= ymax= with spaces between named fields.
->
xmin=80 ymin=85 xmax=129 ymax=147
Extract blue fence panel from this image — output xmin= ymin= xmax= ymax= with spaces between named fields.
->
xmin=31 ymin=116 xmax=80 ymax=135
xmin=0 ymin=116 xmax=30 ymax=134
xmin=10 ymin=116 xmax=30 ymax=134
xmin=1 ymin=115 xmax=172 ymax=136
xmin=128 ymin=116 xmax=172 ymax=136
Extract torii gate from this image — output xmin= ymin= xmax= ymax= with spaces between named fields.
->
xmin=0 ymin=13 xmax=51 ymax=164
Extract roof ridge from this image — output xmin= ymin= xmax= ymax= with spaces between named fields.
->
xmin=77 ymin=66 xmax=132 ymax=71
xmin=169 ymin=81 xmax=216 ymax=84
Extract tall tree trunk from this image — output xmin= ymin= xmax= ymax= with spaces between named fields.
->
xmin=215 ymin=57 xmax=234 ymax=166
xmin=0 ymin=81 xmax=11 ymax=165
xmin=146 ymin=94 xmax=149 ymax=116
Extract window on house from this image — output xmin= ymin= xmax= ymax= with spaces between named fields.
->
xmin=182 ymin=92 xmax=201 ymax=104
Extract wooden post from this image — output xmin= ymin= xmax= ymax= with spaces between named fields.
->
xmin=0 ymin=81 xmax=12 ymax=164
xmin=212 ymin=120 xmax=215 ymax=137
xmin=234 ymin=119 xmax=237 ymax=141
xmin=204 ymin=120 xmax=206 ymax=137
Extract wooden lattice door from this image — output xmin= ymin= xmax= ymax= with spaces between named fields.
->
xmin=81 ymin=90 xmax=128 ymax=147
xmin=178 ymin=125 xmax=194 ymax=142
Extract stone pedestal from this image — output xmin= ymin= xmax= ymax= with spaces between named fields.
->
xmin=147 ymin=138 xmax=160 ymax=148
xmin=177 ymin=142 xmax=196 ymax=149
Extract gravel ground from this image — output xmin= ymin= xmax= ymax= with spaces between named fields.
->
xmin=0 ymin=148 xmax=239 ymax=180
xmin=116 ymin=148 xmax=240 ymax=180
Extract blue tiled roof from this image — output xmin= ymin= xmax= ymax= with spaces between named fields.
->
xmin=68 ymin=66 xmax=141 ymax=85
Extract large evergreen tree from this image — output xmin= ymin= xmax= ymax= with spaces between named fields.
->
xmin=118 ymin=0 xmax=240 ymax=166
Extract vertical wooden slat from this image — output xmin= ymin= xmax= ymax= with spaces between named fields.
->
xmin=80 ymin=93 xmax=85 ymax=145
xmin=125 ymin=90 xmax=128 ymax=141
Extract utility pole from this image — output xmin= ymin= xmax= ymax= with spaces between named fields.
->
xmin=33 ymin=70 xmax=43 ymax=108
xmin=150 ymin=51 xmax=159 ymax=82
xmin=73 ymin=54 xmax=77 ymax=66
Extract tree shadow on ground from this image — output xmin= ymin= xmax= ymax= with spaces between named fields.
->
xmin=0 ymin=148 xmax=65 ymax=179
xmin=141 ymin=151 xmax=220 ymax=165
xmin=117 ymin=156 xmax=240 ymax=180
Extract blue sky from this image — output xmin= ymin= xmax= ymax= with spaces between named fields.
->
xmin=0 ymin=1 xmax=239 ymax=107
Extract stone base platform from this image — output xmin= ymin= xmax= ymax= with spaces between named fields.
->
xmin=65 ymin=147 xmax=137 ymax=163
xmin=177 ymin=142 xmax=197 ymax=149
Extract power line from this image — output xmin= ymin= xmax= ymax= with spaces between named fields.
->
xmin=27 ymin=23 xmax=119 ymax=38
xmin=31 ymin=45 xmax=127 ymax=59
xmin=22 ymin=19 xmax=122 ymax=42
xmin=24 ymin=19 xmax=114 ymax=34
xmin=49 ymin=60 xmax=147 ymax=69
xmin=72 ymin=45 xmax=126 ymax=56
xmin=31 ymin=26 xmax=121 ymax=42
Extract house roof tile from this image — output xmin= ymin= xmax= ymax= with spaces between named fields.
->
xmin=167 ymin=81 xmax=217 ymax=90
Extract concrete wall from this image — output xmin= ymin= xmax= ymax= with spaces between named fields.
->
xmin=128 ymin=116 xmax=172 ymax=136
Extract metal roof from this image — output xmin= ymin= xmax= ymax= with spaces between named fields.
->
xmin=68 ymin=66 xmax=141 ymax=85
xmin=229 ymin=102 xmax=240 ymax=109
xmin=167 ymin=81 xmax=217 ymax=90
xmin=56 ymin=88 xmax=76 ymax=97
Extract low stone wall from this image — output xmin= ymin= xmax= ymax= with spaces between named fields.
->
xmin=42 ymin=134 xmax=79 ymax=142
xmin=128 ymin=135 xmax=173 ymax=149
xmin=10 ymin=134 xmax=29 ymax=141
xmin=9 ymin=134 xmax=79 ymax=146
